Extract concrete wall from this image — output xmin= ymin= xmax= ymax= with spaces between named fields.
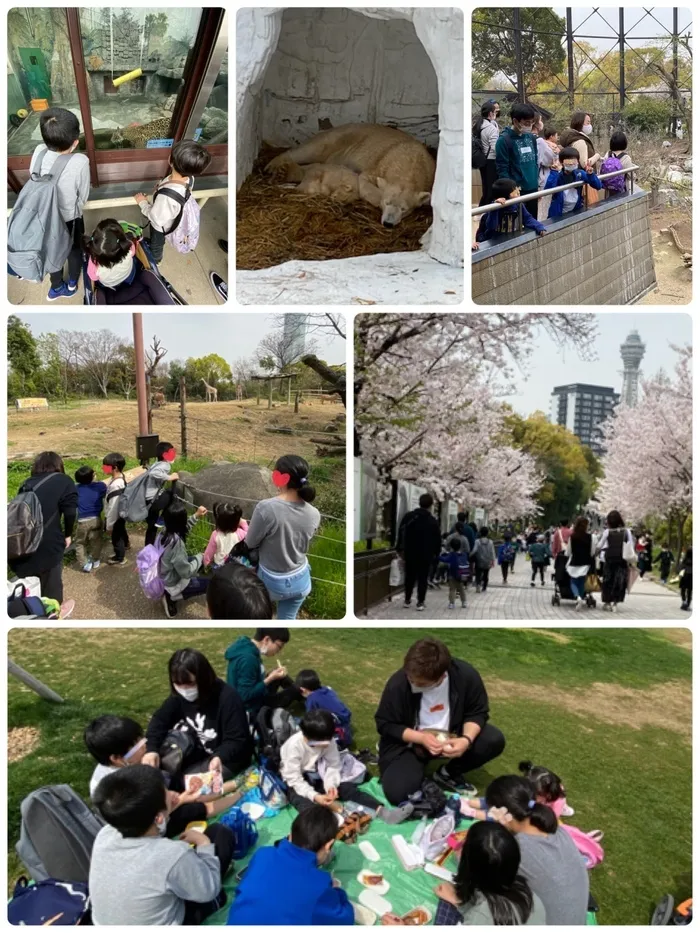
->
xmin=472 ymin=192 xmax=656 ymax=305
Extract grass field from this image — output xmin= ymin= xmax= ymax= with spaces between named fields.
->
xmin=7 ymin=627 xmax=691 ymax=923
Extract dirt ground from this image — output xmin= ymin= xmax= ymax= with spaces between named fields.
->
xmin=638 ymin=207 xmax=692 ymax=305
xmin=7 ymin=397 xmax=345 ymax=464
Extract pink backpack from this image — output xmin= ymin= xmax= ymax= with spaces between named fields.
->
xmin=136 ymin=536 xmax=166 ymax=599
xmin=154 ymin=179 xmax=201 ymax=254
xmin=562 ymin=824 xmax=604 ymax=868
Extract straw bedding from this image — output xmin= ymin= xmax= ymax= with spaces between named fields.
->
xmin=236 ymin=145 xmax=434 ymax=270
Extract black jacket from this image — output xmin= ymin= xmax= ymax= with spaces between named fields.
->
xmin=9 ymin=472 xmax=78 ymax=577
xmin=397 ymin=508 xmax=441 ymax=562
xmin=375 ymin=659 xmax=490 ymax=768
xmin=146 ymin=678 xmax=253 ymax=770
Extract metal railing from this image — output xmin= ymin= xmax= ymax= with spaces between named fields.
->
xmin=471 ymin=165 xmax=639 ymax=236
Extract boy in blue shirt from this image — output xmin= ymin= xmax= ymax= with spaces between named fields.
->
xmin=544 ymin=146 xmax=603 ymax=218
xmin=227 ymin=804 xmax=353 ymax=926
xmin=476 ymin=177 xmax=547 ymax=243
xmin=74 ymin=465 xmax=107 ymax=571
xmin=295 ymin=669 xmax=353 ymax=748
xmin=438 ymin=538 xmax=468 ymax=610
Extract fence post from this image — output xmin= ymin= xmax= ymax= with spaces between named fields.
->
xmin=8 ymin=660 xmax=64 ymax=703
xmin=294 ymin=390 xmax=300 ymax=414
xmin=180 ymin=376 xmax=187 ymax=458
xmin=256 ymin=381 xmax=261 ymax=406
xmin=287 ymin=376 xmax=292 ymax=406
xmin=566 ymin=8 xmax=575 ymax=110
xmin=146 ymin=374 xmax=153 ymax=434
xmin=672 ymin=8 xmax=679 ymax=129
xmin=513 ymin=8 xmax=524 ymax=102
xmin=268 ymin=378 xmax=272 ymax=410
xmin=619 ymin=8 xmax=625 ymax=111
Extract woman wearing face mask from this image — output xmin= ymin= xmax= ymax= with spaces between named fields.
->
xmin=473 ymin=101 xmax=500 ymax=205
xmin=375 ymin=637 xmax=506 ymax=805
xmin=143 ymin=648 xmax=253 ymax=788
xmin=543 ymin=147 xmax=602 ymax=218
xmin=559 ymin=111 xmax=600 ymax=203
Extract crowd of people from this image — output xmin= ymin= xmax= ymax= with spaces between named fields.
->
xmin=49 ymin=633 xmax=600 ymax=925
xmin=7 ymin=107 xmax=227 ymax=303
xmin=472 ymin=100 xmax=635 ymax=248
xmin=394 ymin=497 xmax=692 ymax=613
xmin=7 ymin=449 xmax=320 ymax=621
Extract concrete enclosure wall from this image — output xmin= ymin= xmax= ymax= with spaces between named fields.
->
xmin=472 ymin=193 xmax=656 ymax=305
xmin=236 ymin=7 xmax=464 ymax=267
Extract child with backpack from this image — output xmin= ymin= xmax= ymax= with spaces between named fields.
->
xmin=143 ymin=441 xmax=180 ymax=546
xmin=439 ymin=538 xmax=468 ymax=609
xmin=528 ymin=534 xmax=551 ymax=586
xmin=227 ymin=805 xmax=354 ymax=925
xmin=543 ymin=147 xmax=603 ymax=217
xmin=90 ymin=765 xmax=234 ymax=925
xmin=471 ymin=527 xmax=496 ymax=592
xmin=475 ymin=177 xmax=547 ymax=243
xmin=8 ymin=108 xmax=90 ymax=299
xmin=207 ymin=562 xmax=274 ymax=619
xmin=599 ymin=131 xmax=633 ymax=194
xmin=74 ymin=465 xmax=107 ymax=572
xmin=281 ymin=710 xmax=414 ymax=823
xmin=497 ymin=534 xmax=516 ymax=584
xmin=102 ymin=452 xmax=130 ymax=565
xmin=158 ymin=500 xmax=209 ymax=618
xmin=295 ymin=670 xmax=354 ymax=749
xmin=203 ymin=502 xmax=249 ymax=570
xmin=134 ymin=140 xmax=212 ymax=261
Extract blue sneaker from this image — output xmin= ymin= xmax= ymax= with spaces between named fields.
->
xmin=47 ymin=282 xmax=70 ymax=301
xmin=155 ymin=518 xmax=165 ymax=528
xmin=66 ymin=279 xmax=78 ymax=294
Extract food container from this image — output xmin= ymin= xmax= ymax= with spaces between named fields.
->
xmin=30 ymin=99 xmax=49 ymax=111
xmin=357 ymin=871 xmax=390 ymax=896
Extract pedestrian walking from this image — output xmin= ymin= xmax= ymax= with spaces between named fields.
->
xmin=528 ymin=534 xmax=550 ymax=586
xmin=653 ymin=543 xmax=674 ymax=585
xmin=397 ymin=493 xmax=442 ymax=612
xmin=497 ymin=534 xmax=515 ymax=584
xmin=564 ymin=517 xmax=595 ymax=611
xmin=471 ymin=527 xmax=496 ymax=592
xmin=679 ymin=547 xmax=692 ymax=611
xmin=596 ymin=510 xmax=634 ymax=612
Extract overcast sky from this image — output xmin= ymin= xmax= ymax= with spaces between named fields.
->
xmin=15 ymin=313 xmax=347 ymax=365
xmin=553 ymin=7 xmax=692 ymax=52
xmin=503 ymin=312 xmax=692 ymax=417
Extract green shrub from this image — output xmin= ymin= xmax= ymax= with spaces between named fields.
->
xmin=622 ymin=99 xmax=673 ymax=133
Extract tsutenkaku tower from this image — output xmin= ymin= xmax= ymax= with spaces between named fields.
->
xmin=620 ymin=329 xmax=645 ymax=407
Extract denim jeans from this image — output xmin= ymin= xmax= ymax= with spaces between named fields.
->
xmin=258 ymin=561 xmax=312 ymax=620
xmin=569 ymin=575 xmax=586 ymax=599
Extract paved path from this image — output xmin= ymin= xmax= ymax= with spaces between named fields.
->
xmin=363 ymin=554 xmax=688 ymax=621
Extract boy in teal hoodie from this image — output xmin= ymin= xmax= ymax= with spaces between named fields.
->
xmin=495 ymin=102 xmax=539 ymax=197
xmin=224 ymin=628 xmax=299 ymax=713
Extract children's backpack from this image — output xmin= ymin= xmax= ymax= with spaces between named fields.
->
xmin=8 ymin=876 xmax=90 ymax=926
xmin=7 ymin=150 xmax=75 ymax=283
xmin=599 ymin=153 xmax=626 ymax=192
xmin=258 ymin=767 xmax=288 ymax=810
xmin=8 ymin=474 xmax=59 ymax=561
xmin=117 ymin=467 xmax=156 ymax=522
xmin=407 ymin=778 xmax=448 ymax=819
xmin=561 ymin=824 xmax=604 ymax=869
xmin=16 ymin=785 xmax=104 ymax=884
xmin=499 ymin=543 xmax=515 ymax=565
xmin=136 ymin=536 xmax=167 ymax=600
xmin=411 ymin=812 xmax=456 ymax=861
xmin=457 ymin=552 xmax=470 ymax=581
xmin=154 ymin=177 xmax=201 ymax=254
xmin=255 ymin=706 xmax=299 ymax=772
xmin=7 ymin=581 xmax=52 ymax=619
xmin=218 ymin=807 xmax=259 ymax=859
xmin=471 ymin=132 xmax=487 ymax=170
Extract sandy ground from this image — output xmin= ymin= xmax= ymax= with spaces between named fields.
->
xmin=638 ymin=208 xmax=692 ymax=305
xmin=8 ymin=397 xmax=345 ymax=465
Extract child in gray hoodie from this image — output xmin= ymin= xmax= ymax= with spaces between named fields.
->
xmin=159 ymin=500 xmax=209 ymax=619
xmin=144 ymin=442 xmax=180 ymax=546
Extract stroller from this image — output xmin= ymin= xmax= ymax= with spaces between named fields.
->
xmin=82 ymin=222 xmax=187 ymax=305
xmin=552 ymin=552 xmax=597 ymax=608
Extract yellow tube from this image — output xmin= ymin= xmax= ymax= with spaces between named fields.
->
xmin=112 ymin=68 xmax=143 ymax=88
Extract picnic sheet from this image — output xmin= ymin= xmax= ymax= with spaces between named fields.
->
xmin=204 ymin=777 xmax=598 ymax=925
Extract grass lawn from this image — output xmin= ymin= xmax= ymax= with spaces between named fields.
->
xmin=7 ymin=627 xmax=691 ymax=924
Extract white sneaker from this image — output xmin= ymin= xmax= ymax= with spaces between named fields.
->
xmin=448 ymin=602 xmax=455 ymax=610
xmin=575 ymin=597 xmax=582 ymax=611
xmin=92 ymin=559 xmax=101 ymax=570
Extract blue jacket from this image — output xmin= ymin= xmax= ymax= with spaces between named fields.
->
xmin=544 ymin=167 xmax=603 ymax=218
xmin=476 ymin=201 xmax=545 ymax=242
xmin=306 ymin=686 xmax=353 ymax=748
xmin=439 ymin=551 xmax=467 ymax=581
xmin=77 ymin=481 xmax=107 ymax=520
xmin=227 ymin=839 xmax=354 ymax=926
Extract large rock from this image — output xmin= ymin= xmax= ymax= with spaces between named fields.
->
xmin=174 ymin=462 xmax=275 ymax=519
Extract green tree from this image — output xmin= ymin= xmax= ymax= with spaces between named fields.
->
xmin=7 ymin=315 xmax=40 ymax=396
xmin=185 ymin=354 xmax=232 ymax=399
xmin=35 ymin=333 xmax=63 ymax=400
xmin=622 ymin=98 xmax=673 ymax=132
xmin=472 ymin=8 xmax=566 ymax=92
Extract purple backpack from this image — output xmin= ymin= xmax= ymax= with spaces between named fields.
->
xmin=600 ymin=154 xmax=626 ymax=192
xmin=154 ymin=178 xmax=201 ymax=254
xmin=136 ymin=536 xmax=166 ymax=599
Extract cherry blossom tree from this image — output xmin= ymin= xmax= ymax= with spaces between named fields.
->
xmin=596 ymin=344 xmax=692 ymax=557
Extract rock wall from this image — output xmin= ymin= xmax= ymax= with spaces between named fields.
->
xmin=236 ymin=6 xmax=463 ymax=268
xmin=472 ymin=193 xmax=656 ymax=305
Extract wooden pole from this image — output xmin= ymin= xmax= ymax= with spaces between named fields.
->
xmin=256 ymin=380 xmax=261 ymax=406
xmin=146 ymin=373 xmax=153 ymax=434
xmin=287 ymin=376 xmax=292 ymax=406
xmin=132 ymin=314 xmax=148 ymax=436
xmin=8 ymin=660 xmax=64 ymax=703
xmin=294 ymin=390 xmax=299 ymax=414
xmin=180 ymin=375 xmax=187 ymax=458
xmin=268 ymin=378 xmax=272 ymax=410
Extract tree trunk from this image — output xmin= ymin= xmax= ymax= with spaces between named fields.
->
xmin=301 ymin=354 xmax=346 ymax=407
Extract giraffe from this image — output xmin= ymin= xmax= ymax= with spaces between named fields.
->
xmin=201 ymin=378 xmax=218 ymax=402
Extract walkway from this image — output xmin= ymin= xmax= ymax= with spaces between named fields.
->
xmin=364 ymin=555 xmax=688 ymax=621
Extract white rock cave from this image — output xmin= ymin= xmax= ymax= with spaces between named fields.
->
xmin=236 ymin=7 xmax=464 ymax=305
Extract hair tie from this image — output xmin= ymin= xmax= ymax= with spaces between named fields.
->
xmin=528 ymin=799 xmax=536 ymax=810
xmin=299 ymin=477 xmax=308 ymax=485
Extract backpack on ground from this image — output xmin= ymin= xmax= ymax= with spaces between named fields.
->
xmin=16 ymin=785 xmax=104 ymax=884
xmin=218 ymin=807 xmax=258 ymax=859
xmin=7 ymin=150 xmax=75 ymax=282
xmin=7 ymin=581 xmax=52 ymax=619
xmin=153 ymin=178 xmax=200 ymax=254
xmin=471 ymin=133 xmax=487 ymax=170
xmin=8 ymin=876 xmax=90 ymax=926
xmin=412 ymin=811 xmax=456 ymax=861
xmin=600 ymin=153 xmax=626 ymax=192
xmin=136 ymin=536 xmax=167 ymax=600
xmin=254 ymin=705 xmax=299 ymax=772
xmin=8 ymin=474 xmax=58 ymax=561
xmin=407 ymin=778 xmax=447 ymax=818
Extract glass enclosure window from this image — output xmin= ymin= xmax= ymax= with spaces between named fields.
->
xmin=197 ymin=46 xmax=227 ymax=144
xmin=79 ymin=8 xmax=202 ymax=150
xmin=8 ymin=8 xmax=80 ymax=156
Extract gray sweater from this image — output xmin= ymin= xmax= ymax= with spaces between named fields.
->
xmin=159 ymin=514 xmax=203 ymax=598
xmin=89 ymin=824 xmax=220 ymax=925
xmin=29 ymin=144 xmax=91 ymax=222
xmin=246 ymin=497 xmax=321 ymax=574
xmin=517 ymin=829 xmax=589 ymax=925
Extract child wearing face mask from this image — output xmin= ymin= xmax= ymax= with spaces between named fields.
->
xmin=543 ymin=147 xmax=602 ymax=218
xmin=27 ymin=107 xmax=90 ymax=301
xmin=281 ymin=710 xmax=414 ymax=823
xmin=227 ymin=805 xmax=354 ymax=925
xmin=476 ymin=177 xmax=547 ymax=243
xmin=90 ymin=765 xmax=234 ymax=925
xmin=495 ymin=102 xmax=540 ymax=197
